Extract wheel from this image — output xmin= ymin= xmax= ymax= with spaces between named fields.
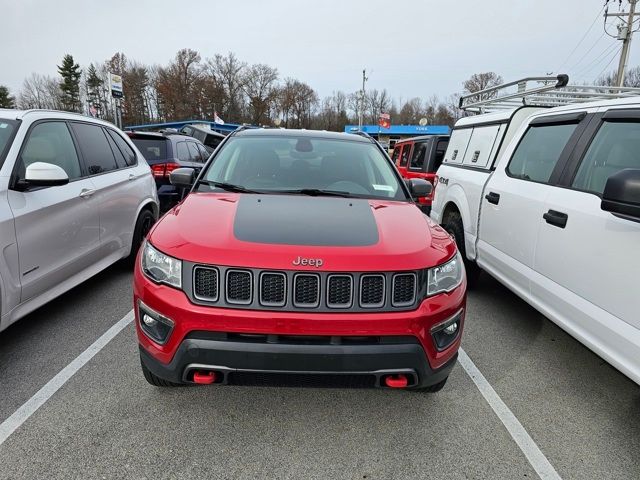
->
xmin=441 ymin=211 xmax=480 ymax=288
xmin=140 ymin=357 xmax=182 ymax=387
xmin=124 ymin=209 xmax=156 ymax=267
xmin=412 ymin=376 xmax=448 ymax=393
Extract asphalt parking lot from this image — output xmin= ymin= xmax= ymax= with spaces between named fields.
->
xmin=0 ymin=265 xmax=638 ymax=480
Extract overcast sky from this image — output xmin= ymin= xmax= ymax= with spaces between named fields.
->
xmin=2 ymin=0 xmax=639 ymax=102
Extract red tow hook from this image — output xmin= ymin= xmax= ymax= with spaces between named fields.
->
xmin=193 ymin=371 xmax=217 ymax=385
xmin=384 ymin=374 xmax=408 ymax=388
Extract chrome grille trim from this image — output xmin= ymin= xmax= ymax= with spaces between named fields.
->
xmin=193 ymin=266 xmax=219 ymax=302
xmin=391 ymin=273 xmax=417 ymax=307
xmin=326 ymin=274 xmax=353 ymax=309
xmin=359 ymin=274 xmax=386 ymax=308
xmin=259 ymin=272 xmax=287 ymax=307
xmin=225 ymin=269 xmax=253 ymax=305
xmin=293 ymin=273 xmax=320 ymax=308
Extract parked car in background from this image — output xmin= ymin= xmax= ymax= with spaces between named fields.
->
xmin=432 ymin=88 xmax=640 ymax=386
xmin=391 ymin=135 xmax=449 ymax=214
xmin=127 ymin=131 xmax=210 ymax=211
xmin=179 ymin=124 xmax=225 ymax=153
xmin=134 ymin=128 xmax=466 ymax=392
xmin=0 ymin=109 xmax=158 ymax=333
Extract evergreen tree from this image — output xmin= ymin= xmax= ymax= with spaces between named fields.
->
xmin=85 ymin=63 xmax=104 ymax=116
xmin=57 ymin=54 xmax=82 ymax=112
xmin=0 ymin=85 xmax=16 ymax=108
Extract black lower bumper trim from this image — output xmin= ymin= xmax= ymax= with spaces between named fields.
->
xmin=139 ymin=336 xmax=457 ymax=389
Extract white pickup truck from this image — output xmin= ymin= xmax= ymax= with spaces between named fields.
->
xmin=431 ymin=78 xmax=640 ymax=385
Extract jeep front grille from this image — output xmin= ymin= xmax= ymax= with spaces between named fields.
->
xmin=186 ymin=264 xmax=421 ymax=312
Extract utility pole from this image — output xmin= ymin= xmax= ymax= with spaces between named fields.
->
xmin=358 ymin=69 xmax=368 ymax=131
xmin=605 ymin=0 xmax=640 ymax=86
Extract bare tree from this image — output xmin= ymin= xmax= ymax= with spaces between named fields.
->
xmin=156 ymin=49 xmax=203 ymax=120
xmin=207 ymin=52 xmax=246 ymax=121
xmin=463 ymin=72 xmax=503 ymax=103
xmin=243 ymin=63 xmax=279 ymax=125
xmin=18 ymin=73 xmax=61 ymax=109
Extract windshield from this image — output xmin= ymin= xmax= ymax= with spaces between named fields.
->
xmin=199 ymin=135 xmax=407 ymax=200
xmin=131 ymin=137 xmax=168 ymax=162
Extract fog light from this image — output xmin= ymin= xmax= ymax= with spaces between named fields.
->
xmin=431 ymin=310 xmax=463 ymax=351
xmin=443 ymin=322 xmax=458 ymax=335
xmin=138 ymin=301 xmax=174 ymax=345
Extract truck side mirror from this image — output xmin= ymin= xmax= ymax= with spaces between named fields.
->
xmin=601 ymin=168 xmax=640 ymax=222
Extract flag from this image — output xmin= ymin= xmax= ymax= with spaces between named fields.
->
xmin=378 ymin=113 xmax=391 ymax=129
xmin=214 ymin=112 xmax=225 ymax=125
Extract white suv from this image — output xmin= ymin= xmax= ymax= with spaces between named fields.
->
xmin=432 ymin=92 xmax=640 ymax=385
xmin=0 ymin=109 xmax=158 ymax=332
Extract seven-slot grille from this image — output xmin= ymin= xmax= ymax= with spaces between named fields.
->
xmin=226 ymin=270 xmax=252 ymax=304
xmin=193 ymin=266 xmax=219 ymax=301
xmin=189 ymin=266 xmax=419 ymax=311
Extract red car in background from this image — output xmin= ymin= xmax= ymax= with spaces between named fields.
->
xmin=392 ymin=135 xmax=449 ymax=215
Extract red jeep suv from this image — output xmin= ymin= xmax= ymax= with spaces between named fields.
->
xmin=134 ymin=128 xmax=466 ymax=392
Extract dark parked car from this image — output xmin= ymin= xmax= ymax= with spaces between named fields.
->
xmin=179 ymin=124 xmax=226 ymax=153
xmin=127 ymin=131 xmax=210 ymax=211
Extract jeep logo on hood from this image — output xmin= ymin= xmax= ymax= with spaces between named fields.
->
xmin=292 ymin=256 xmax=324 ymax=268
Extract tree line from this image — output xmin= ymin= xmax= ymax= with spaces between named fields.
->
xmin=1 ymin=50 xmax=638 ymax=130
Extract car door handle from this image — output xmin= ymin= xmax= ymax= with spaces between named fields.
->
xmin=128 ymin=173 xmax=136 ymax=181
xmin=543 ymin=209 xmax=568 ymax=228
xmin=79 ymin=188 xmax=96 ymax=199
xmin=485 ymin=192 xmax=500 ymax=205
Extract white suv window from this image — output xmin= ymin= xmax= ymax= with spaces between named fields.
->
xmin=20 ymin=122 xmax=82 ymax=180
xmin=507 ymin=123 xmax=577 ymax=183
xmin=572 ymin=121 xmax=640 ymax=195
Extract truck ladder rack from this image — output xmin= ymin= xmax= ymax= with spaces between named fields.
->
xmin=459 ymin=74 xmax=640 ymax=113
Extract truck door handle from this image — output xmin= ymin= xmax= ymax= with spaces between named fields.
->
xmin=485 ymin=192 xmax=500 ymax=204
xmin=543 ymin=210 xmax=568 ymax=228
xmin=79 ymin=188 xmax=96 ymax=199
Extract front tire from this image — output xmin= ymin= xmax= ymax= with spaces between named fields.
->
xmin=441 ymin=211 xmax=480 ymax=288
xmin=124 ymin=209 xmax=155 ymax=267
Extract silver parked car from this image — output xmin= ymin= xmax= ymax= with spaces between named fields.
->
xmin=0 ymin=109 xmax=159 ymax=332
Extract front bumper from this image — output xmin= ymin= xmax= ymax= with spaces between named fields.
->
xmin=134 ymin=266 xmax=466 ymax=388
xmin=139 ymin=335 xmax=458 ymax=388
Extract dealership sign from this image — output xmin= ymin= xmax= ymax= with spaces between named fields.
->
xmin=109 ymin=73 xmax=123 ymax=98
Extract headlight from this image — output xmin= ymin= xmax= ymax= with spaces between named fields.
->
xmin=427 ymin=251 xmax=464 ymax=296
xmin=141 ymin=241 xmax=182 ymax=289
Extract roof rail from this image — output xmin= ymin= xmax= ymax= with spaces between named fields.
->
xmin=349 ymin=131 xmax=377 ymax=143
xmin=459 ymin=74 xmax=640 ymax=113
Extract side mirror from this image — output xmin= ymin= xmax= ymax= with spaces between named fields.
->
xmin=601 ymin=168 xmax=640 ymax=222
xmin=406 ymin=178 xmax=433 ymax=199
xmin=169 ymin=167 xmax=195 ymax=190
xmin=24 ymin=162 xmax=69 ymax=187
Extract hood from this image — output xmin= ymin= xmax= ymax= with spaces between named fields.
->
xmin=150 ymin=192 xmax=456 ymax=271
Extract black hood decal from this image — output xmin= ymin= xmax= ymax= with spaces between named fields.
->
xmin=233 ymin=195 xmax=379 ymax=246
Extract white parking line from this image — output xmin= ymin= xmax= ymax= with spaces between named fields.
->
xmin=0 ymin=310 xmax=134 ymax=447
xmin=458 ymin=348 xmax=562 ymax=480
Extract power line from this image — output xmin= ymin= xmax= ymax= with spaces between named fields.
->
xmin=574 ymin=40 xmax=620 ymax=78
xmin=595 ymin=45 xmax=624 ymax=80
xmin=557 ymin=4 xmax=607 ymax=72
xmin=567 ymin=30 xmax=607 ymax=72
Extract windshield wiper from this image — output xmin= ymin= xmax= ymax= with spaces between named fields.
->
xmin=278 ymin=188 xmax=354 ymax=198
xmin=197 ymin=180 xmax=261 ymax=194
